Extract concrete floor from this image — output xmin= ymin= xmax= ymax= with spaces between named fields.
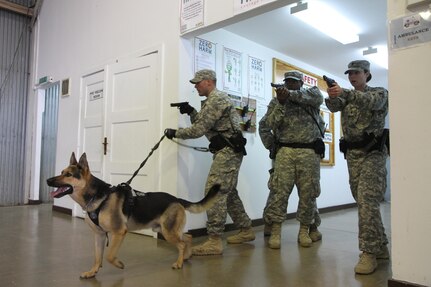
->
xmin=0 ymin=203 xmax=391 ymax=287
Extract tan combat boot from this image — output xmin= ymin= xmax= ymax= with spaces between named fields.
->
xmin=309 ymin=223 xmax=322 ymax=242
xmin=298 ymin=223 xmax=312 ymax=247
xmin=268 ymin=223 xmax=282 ymax=249
xmin=226 ymin=227 xmax=256 ymax=244
xmin=191 ymin=235 xmax=223 ymax=256
xmin=355 ymin=252 xmax=377 ymax=274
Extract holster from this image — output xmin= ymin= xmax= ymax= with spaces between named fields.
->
xmin=209 ymin=132 xmax=247 ymax=155
xmin=339 ymin=130 xmax=389 ymax=159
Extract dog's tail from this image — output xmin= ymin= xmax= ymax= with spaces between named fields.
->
xmin=179 ymin=184 xmax=221 ymax=213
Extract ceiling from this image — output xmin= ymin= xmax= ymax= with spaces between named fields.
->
xmin=224 ymin=0 xmax=388 ymax=88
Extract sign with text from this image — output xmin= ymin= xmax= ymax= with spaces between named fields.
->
xmin=390 ymin=13 xmax=431 ymax=49
xmin=194 ymin=37 xmax=216 ymax=73
xmin=180 ymin=0 xmax=204 ymax=34
xmin=234 ymin=0 xmax=275 ymax=15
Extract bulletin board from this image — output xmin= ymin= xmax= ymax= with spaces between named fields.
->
xmin=272 ymin=58 xmax=335 ymax=166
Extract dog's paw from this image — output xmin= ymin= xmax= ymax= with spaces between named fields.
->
xmin=171 ymin=262 xmax=183 ymax=269
xmin=79 ymin=271 xmax=97 ymax=279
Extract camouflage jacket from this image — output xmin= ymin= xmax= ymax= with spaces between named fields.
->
xmin=175 ymin=88 xmax=241 ymax=140
xmin=265 ymin=86 xmax=324 ymax=144
xmin=325 ymin=85 xmax=388 ymax=141
xmin=259 ymin=98 xmax=277 ymax=149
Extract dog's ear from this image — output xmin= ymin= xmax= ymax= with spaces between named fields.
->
xmin=70 ymin=152 xmax=78 ymax=165
xmin=78 ymin=153 xmax=89 ymax=170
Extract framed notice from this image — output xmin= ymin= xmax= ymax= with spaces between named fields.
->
xmin=248 ymin=56 xmax=265 ymax=100
xmin=272 ymin=58 xmax=335 ymax=166
xmin=180 ymin=0 xmax=204 ymax=34
xmin=222 ymin=47 xmax=242 ymax=95
xmin=194 ymin=37 xmax=216 ymax=72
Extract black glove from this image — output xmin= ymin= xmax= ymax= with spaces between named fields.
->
xmin=179 ymin=103 xmax=195 ymax=115
xmin=164 ymin=128 xmax=177 ymax=139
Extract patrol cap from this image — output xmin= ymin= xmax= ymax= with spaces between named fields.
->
xmin=190 ymin=69 xmax=217 ymax=84
xmin=283 ymin=70 xmax=303 ymax=81
xmin=344 ymin=60 xmax=372 ymax=81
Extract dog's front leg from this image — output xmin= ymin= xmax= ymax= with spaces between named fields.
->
xmin=80 ymin=231 xmax=106 ymax=279
xmin=106 ymin=230 xmax=127 ymax=269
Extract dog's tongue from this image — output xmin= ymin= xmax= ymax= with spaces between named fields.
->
xmin=50 ymin=187 xmax=70 ymax=198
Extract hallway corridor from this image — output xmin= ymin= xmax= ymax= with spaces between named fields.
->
xmin=0 ymin=203 xmax=391 ymax=287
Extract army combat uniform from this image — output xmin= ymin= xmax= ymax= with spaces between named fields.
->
xmin=175 ymin=88 xmax=252 ymax=238
xmin=325 ymin=85 xmax=389 ymax=256
xmin=259 ymin=97 xmax=322 ymax=234
xmin=264 ymin=83 xmax=324 ymax=248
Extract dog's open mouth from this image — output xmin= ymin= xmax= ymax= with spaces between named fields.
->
xmin=50 ymin=185 xmax=73 ymax=198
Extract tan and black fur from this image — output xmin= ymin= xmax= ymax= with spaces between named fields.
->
xmin=46 ymin=152 xmax=220 ymax=279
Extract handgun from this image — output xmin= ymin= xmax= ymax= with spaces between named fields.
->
xmin=323 ymin=75 xmax=336 ymax=87
xmin=170 ymin=102 xmax=189 ymax=108
xmin=270 ymin=83 xmax=285 ymax=89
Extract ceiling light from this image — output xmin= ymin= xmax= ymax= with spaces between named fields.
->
xmin=290 ymin=1 xmax=360 ymax=45
xmin=362 ymin=47 xmax=378 ymax=56
xmin=362 ymin=45 xmax=388 ymax=69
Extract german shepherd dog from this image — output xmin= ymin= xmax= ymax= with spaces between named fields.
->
xmin=46 ymin=152 xmax=220 ymax=279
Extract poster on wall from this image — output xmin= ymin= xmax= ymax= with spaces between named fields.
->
xmin=234 ymin=0 xmax=276 ymax=15
xmin=222 ymin=47 xmax=242 ymax=95
xmin=180 ymin=0 xmax=204 ymax=34
xmin=248 ymin=56 xmax=265 ymax=100
xmin=194 ymin=37 xmax=216 ymax=73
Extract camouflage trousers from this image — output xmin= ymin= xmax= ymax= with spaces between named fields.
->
xmin=204 ymin=147 xmax=252 ymax=236
xmin=347 ymin=148 xmax=389 ymax=254
xmin=264 ymin=147 xmax=321 ymax=225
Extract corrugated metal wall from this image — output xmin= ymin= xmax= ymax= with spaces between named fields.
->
xmin=0 ymin=3 xmax=32 ymax=206
xmin=39 ymin=84 xmax=59 ymax=202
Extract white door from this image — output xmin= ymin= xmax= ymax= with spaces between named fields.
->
xmin=76 ymin=70 xmax=105 ymax=217
xmin=105 ymin=53 xmax=161 ymax=236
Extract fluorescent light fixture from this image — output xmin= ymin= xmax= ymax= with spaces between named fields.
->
xmin=290 ymin=1 xmax=360 ymax=44
xmin=362 ymin=46 xmax=378 ymax=56
xmin=362 ymin=45 xmax=388 ymax=69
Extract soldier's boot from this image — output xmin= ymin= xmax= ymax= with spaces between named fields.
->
xmin=376 ymin=245 xmax=390 ymax=260
xmin=226 ymin=227 xmax=255 ymax=244
xmin=297 ymin=223 xmax=312 ymax=247
xmin=264 ymin=223 xmax=272 ymax=237
xmin=191 ymin=235 xmax=223 ymax=256
xmin=354 ymin=252 xmax=377 ymax=274
xmin=268 ymin=223 xmax=282 ymax=249
xmin=309 ymin=223 xmax=322 ymax=242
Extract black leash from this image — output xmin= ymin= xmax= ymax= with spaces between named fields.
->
xmin=125 ymin=134 xmax=209 ymax=186
xmin=169 ymin=138 xmax=209 ymax=152
xmin=125 ymin=134 xmax=166 ymax=185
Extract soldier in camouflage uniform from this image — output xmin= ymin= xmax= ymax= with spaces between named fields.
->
xmin=164 ymin=69 xmax=255 ymax=256
xmin=259 ymin=73 xmax=323 ymax=243
xmin=260 ymin=70 xmax=325 ymax=249
xmin=325 ymin=60 xmax=389 ymax=274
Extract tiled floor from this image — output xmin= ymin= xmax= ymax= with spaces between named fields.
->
xmin=0 ymin=203 xmax=391 ymax=287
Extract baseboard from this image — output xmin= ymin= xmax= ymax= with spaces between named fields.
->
xmin=27 ymin=199 xmax=42 ymax=205
xmin=52 ymin=205 xmax=72 ymax=215
xmin=187 ymin=202 xmax=357 ymax=237
xmin=388 ymin=279 xmax=428 ymax=287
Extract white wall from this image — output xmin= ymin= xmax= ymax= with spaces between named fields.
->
xmin=29 ymin=0 xmax=182 ymax=210
xmin=178 ymin=28 xmax=354 ymax=230
xmin=388 ymin=1 xmax=431 ymax=286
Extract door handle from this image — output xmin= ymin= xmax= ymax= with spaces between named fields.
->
xmin=102 ymin=137 xmax=108 ymax=155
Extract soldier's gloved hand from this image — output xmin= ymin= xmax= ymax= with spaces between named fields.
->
xmin=179 ymin=103 xmax=195 ymax=115
xmin=275 ymin=87 xmax=289 ymax=105
xmin=164 ymin=128 xmax=177 ymax=139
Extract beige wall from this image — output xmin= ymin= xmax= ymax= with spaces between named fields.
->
xmin=388 ymin=1 xmax=431 ymax=286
